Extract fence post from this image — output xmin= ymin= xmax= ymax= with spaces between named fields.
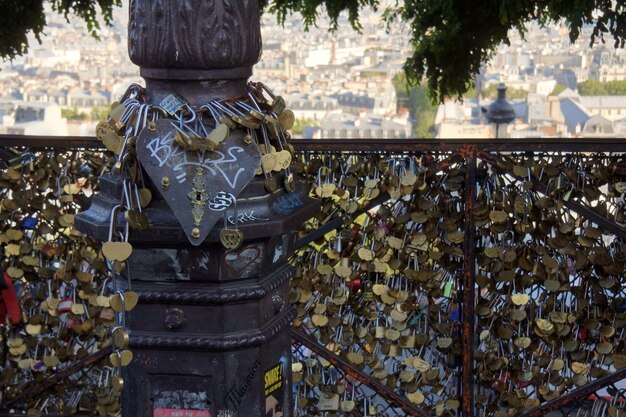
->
xmin=461 ymin=153 xmax=477 ymax=417
xmin=76 ymin=1 xmax=318 ymax=416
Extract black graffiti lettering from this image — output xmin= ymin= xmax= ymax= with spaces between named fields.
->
xmin=222 ymin=356 xmax=261 ymax=409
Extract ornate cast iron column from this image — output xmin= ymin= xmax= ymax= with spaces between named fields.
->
xmin=76 ymin=1 xmax=318 ymax=417
xmin=128 ymin=0 xmax=262 ymax=105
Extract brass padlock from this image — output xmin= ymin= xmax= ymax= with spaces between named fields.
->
xmin=220 ymin=228 xmax=244 ymax=250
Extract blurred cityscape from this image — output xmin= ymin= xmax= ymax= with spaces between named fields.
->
xmin=2 ymin=2 xmax=626 ymax=138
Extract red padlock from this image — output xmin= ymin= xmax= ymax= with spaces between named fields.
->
xmin=578 ymin=327 xmax=589 ymax=342
xmin=0 ymin=272 xmax=22 ymax=324
xmin=347 ymin=276 xmax=362 ymax=292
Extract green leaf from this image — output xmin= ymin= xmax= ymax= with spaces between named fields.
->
xmin=3 ymin=0 xmax=626 ymax=103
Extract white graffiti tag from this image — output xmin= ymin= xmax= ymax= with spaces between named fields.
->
xmin=208 ymin=192 xmax=236 ymax=211
xmin=203 ymin=147 xmax=246 ymax=189
xmin=146 ymin=131 xmax=247 ymax=190
xmin=227 ymin=210 xmax=269 ymax=225
xmin=146 ymin=131 xmax=187 ymax=168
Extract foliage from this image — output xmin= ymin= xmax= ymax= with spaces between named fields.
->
xmin=91 ymin=106 xmax=109 ymax=122
xmin=260 ymin=0 xmax=380 ymax=32
xmin=579 ymin=80 xmax=607 ymax=95
xmin=0 ymin=0 xmax=121 ymax=61
xmin=481 ymin=84 xmax=527 ymax=100
xmin=578 ymin=79 xmax=626 ymax=96
xmin=392 ymin=71 xmax=435 ymax=138
xmin=394 ymin=70 xmax=530 ymax=137
xmin=411 ymin=87 xmax=436 ymax=138
xmin=551 ymin=84 xmax=567 ymax=95
xmin=261 ymin=0 xmax=626 ymax=102
xmin=4 ymin=1 xmax=626 ymax=102
xmin=291 ymin=117 xmax=319 ymax=135
xmin=432 ymin=81 xmax=528 ymax=100
xmin=61 ymin=107 xmax=88 ymax=121
xmin=62 ymin=106 xmax=109 ymax=121
xmin=391 ymin=71 xmax=410 ymax=97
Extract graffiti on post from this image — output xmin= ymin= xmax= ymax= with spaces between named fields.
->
xmin=272 ymin=194 xmax=304 ymax=215
xmin=223 ymin=356 xmax=261 ymax=410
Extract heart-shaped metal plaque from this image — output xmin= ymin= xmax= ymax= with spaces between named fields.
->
xmin=137 ymin=119 xmax=261 ymax=245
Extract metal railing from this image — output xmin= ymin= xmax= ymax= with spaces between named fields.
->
xmin=1 ymin=134 xmax=626 ymax=417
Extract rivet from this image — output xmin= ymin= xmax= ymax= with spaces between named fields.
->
xmin=148 ymin=121 xmax=157 ymax=132
xmin=161 ymin=176 xmax=170 ymax=188
xmin=192 ymin=227 xmax=200 ymax=238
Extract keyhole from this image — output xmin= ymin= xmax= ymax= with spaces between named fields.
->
xmin=196 ymin=192 xmax=203 ymax=201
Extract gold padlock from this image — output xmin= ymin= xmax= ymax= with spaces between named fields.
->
xmin=220 ymin=228 xmax=244 ymax=250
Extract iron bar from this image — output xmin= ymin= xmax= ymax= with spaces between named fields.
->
xmin=461 ymin=153 xmax=477 ymax=417
xmin=291 ymin=138 xmax=626 ymax=153
xmin=294 ymin=152 xmax=464 ymax=250
xmin=291 ymin=328 xmax=430 ymax=417
xmin=549 ymin=192 xmax=626 ymax=241
xmin=428 ymin=152 xmax=463 ymax=175
xmin=609 ymin=384 xmax=626 ymax=402
xmin=2 ymin=135 xmax=626 ymax=416
xmin=561 ymin=195 xmax=626 ymax=239
xmin=294 ymin=192 xmax=388 ymax=250
xmin=519 ymin=368 xmax=626 ymax=417
xmin=3 ymin=346 xmax=113 ymax=407
xmin=0 ymin=414 xmax=93 ymax=417
xmin=0 ymin=135 xmax=101 ymax=149
xmin=3 ymin=134 xmax=626 ymax=152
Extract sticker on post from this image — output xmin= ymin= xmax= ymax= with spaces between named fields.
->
xmin=152 ymin=388 xmax=211 ymax=416
xmin=159 ymin=94 xmax=188 ymax=116
xmin=153 ymin=409 xmax=211 ymax=417
xmin=264 ymin=363 xmax=284 ymax=417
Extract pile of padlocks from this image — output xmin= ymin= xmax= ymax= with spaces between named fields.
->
xmin=290 ymin=152 xmax=466 ymax=417
xmin=289 ymin=151 xmax=626 ymax=417
xmin=0 ymin=80 xmax=299 ymax=415
xmin=0 ymin=149 xmax=124 ymax=415
xmin=1 ymin=109 xmax=626 ymax=417
xmin=291 ymin=341 xmax=410 ymax=417
xmin=95 ymin=82 xmax=297 ymax=247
